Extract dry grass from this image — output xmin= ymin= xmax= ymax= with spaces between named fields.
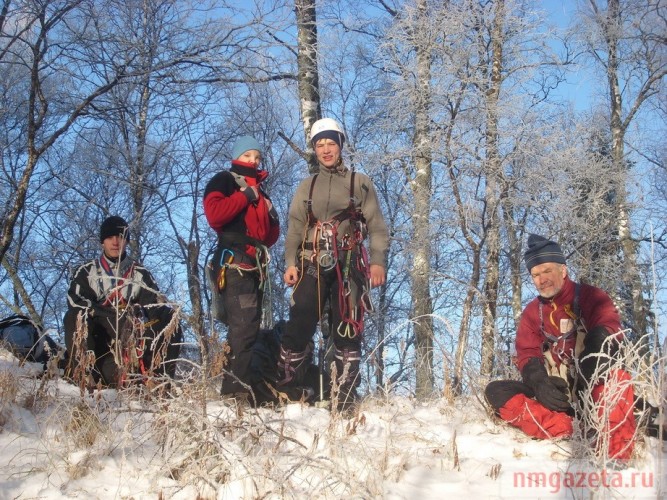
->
xmin=0 ymin=369 xmax=19 ymax=406
xmin=64 ymin=401 xmax=105 ymax=449
xmin=206 ymin=334 xmax=229 ymax=380
xmin=2 ymin=319 xmax=662 ymax=499
xmin=0 ymin=369 xmax=18 ymax=430
xmin=68 ymin=312 xmax=96 ymax=395
xmin=573 ymin=332 xmax=665 ymax=467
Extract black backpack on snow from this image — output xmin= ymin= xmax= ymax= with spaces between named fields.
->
xmin=0 ymin=314 xmax=60 ymax=366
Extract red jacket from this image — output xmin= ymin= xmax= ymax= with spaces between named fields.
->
xmin=203 ymin=161 xmax=279 ymax=257
xmin=515 ymin=276 xmax=621 ymax=371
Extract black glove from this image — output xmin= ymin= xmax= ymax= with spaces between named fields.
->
xmin=578 ymin=325 xmax=618 ymax=383
xmin=522 ymin=357 xmax=571 ymax=412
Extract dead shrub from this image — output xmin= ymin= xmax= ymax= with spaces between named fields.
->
xmin=65 ymin=402 xmax=104 ymax=449
xmin=0 ymin=370 xmax=18 ymax=406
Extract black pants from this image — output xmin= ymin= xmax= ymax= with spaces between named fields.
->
xmin=484 ymin=380 xmax=536 ymax=413
xmin=64 ymin=305 xmax=181 ymax=387
xmin=218 ymin=267 xmax=263 ymax=396
xmin=282 ymin=263 xmax=361 ymax=354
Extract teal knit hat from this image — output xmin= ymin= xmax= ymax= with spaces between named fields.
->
xmin=231 ymin=136 xmax=262 ymax=159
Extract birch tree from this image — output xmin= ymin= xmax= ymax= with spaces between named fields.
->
xmin=294 ymin=0 xmax=322 ymax=172
xmin=0 ymin=0 xmax=300 ymax=336
xmin=576 ymin=0 xmax=666 ymax=341
xmin=405 ymin=0 xmax=435 ymax=399
xmin=442 ymin=0 xmax=574 ymax=385
xmin=369 ymin=0 xmax=437 ymax=399
xmin=477 ymin=0 xmax=505 ymax=378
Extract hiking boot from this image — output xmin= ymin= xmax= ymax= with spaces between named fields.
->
xmin=275 ymin=345 xmax=314 ymax=403
xmin=333 ymin=347 xmax=361 ymax=413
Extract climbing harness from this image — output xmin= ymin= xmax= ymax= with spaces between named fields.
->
xmin=301 ymin=171 xmax=373 ymax=339
xmin=117 ymin=308 xmax=160 ymax=387
xmin=538 ymin=282 xmax=583 ymax=361
xmin=538 ymin=282 xmax=586 ymax=400
xmin=207 ymin=232 xmax=273 ymax=328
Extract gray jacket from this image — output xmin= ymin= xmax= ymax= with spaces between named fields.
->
xmin=284 ymin=164 xmax=389 ymax=268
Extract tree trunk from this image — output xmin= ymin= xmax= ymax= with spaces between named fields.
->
xmin=479 ymin=0 xmax=504 ymax=378
xmin=294 ymin=0 xmax=322 ymax=173
xmin=501 ymin=192 xmax=525 ymax=330
xmin=411 ymin=0 xmax=435 ymax=400
xmin=448 ymin=135 xmax=481 ymax=395
xmin=453 ymin=248 xmax=481 ymax=394
xmin=374 ymin=253 xmax=390 ymax=391
xmin=185 ymin=236 xmax=208 ymax=366
xmin=602 ymin=0 xmax=648 ymax=342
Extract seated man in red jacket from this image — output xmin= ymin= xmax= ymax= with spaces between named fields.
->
xmin=485 ymin=234 xmax=637 ymax=460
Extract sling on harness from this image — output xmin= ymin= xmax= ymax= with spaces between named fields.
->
xmin=301 ymin=171 xmax=373 ymax=339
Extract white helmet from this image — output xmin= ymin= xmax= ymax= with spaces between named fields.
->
xmin=310 ymin=118 xmax=345 ymax=146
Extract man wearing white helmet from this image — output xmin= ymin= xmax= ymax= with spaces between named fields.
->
xmin=277 ymin=117 xmax=389 ymax=411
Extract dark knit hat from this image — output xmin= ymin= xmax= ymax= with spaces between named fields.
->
xmin=99 ymin=216 xmax=130 ymax=242
xmin=523 ymin=234 xmax=566 ymax=272
xmin=311 ymin=130 xmax=344 ymax=149
xmin=231 ymin=136 xmax=262 ymax=160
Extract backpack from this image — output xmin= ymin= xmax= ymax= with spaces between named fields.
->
xmin=250 ymin=320 xmax=330 ymax=404
xmin=0 ymin=314 xmax=59 ymax=366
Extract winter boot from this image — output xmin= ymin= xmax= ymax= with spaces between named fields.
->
xmin=275 ymin=345 xmax=314 ymax=402
xmin=333 ymin=348 xmax=361 ymax=414
xmin=498 ymin=393 xmax=574 ymax=439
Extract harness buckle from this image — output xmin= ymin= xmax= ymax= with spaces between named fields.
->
xmin=318 ymin=251 xmax=337 ymax=271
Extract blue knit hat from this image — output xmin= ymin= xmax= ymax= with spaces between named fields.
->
xmin=231 ymin=136 xmax=262 ymax=160
xmin=524 ymin=234 xmax=566 ymax=272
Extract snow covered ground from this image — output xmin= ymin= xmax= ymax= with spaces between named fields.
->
xmin=0 ymin=349 xmax=665 ymax=499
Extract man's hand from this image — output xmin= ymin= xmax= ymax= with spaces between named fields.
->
xmin=522 ymin=357 xmax=571 ymax=412
xmin=369 ymin=264 xmax=386 ymax=288
xmin=284 ymin=265 xmax=299 ymax=286
xmin=534 ymin=376 xmax=571 ymax=412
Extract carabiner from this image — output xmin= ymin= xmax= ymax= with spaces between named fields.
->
xmin=219 ymin=248 xmax=235 ymax=267
xmin=337 ymin=321 xmax=356 ymax=338
xmin=217 ymin=249 xmax=235 ymax=290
